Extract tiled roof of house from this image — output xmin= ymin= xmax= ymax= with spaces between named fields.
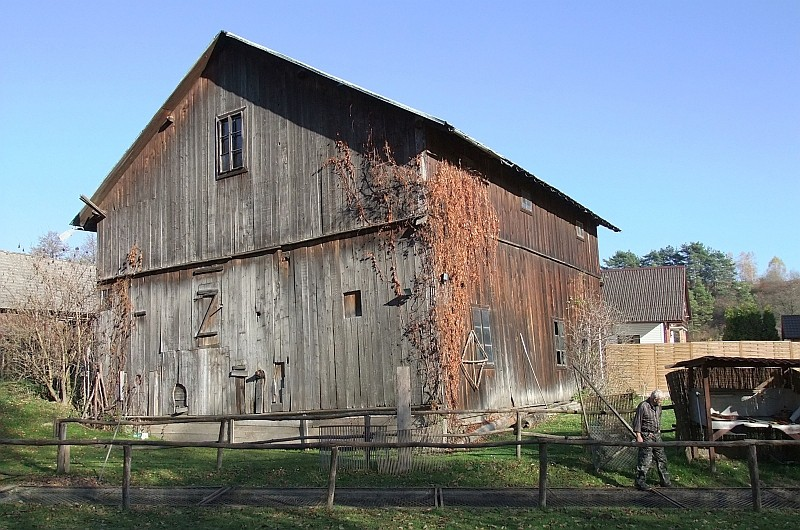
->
xmin=782 ymin=315 xmax=800 ymax=340
xmin=601 ymin=266 xmax=690 ymax=323
xmin=0 ymin=250 xmax=96 ymax=313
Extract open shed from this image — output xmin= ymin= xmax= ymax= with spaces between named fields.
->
xmin=665 ymin=356 xmax=800 ymax=463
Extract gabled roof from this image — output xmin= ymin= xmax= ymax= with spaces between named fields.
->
xmin=0 ymin=250 xmax=96 ymax=313
xmin=601 ymin=266 xmax=690 ymax=323
xmin=72 ymin=31 xmax=619 ymax=233
xmin=782 ymin=315 xmax=800 ymax=340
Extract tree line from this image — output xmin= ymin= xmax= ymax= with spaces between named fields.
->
xmin=603 ymin=243 xmax=800 ymax=341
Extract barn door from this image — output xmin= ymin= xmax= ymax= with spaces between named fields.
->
xmin=192 ymin=268 xmax=223 ymax=348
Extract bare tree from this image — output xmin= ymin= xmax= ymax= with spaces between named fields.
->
xmin=566 ymin=289 xmax=623 ymax=394
xmin=0 ymin=253 xmax=96 ymax=406
xmin=736 ymin=251 xmax=758 ymax=284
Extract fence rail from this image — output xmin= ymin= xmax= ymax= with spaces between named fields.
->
xmin=2 ymin=434 xmax=797 ymax=512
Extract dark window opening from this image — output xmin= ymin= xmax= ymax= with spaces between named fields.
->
xmin=173 ymin=383 xmax=188 ymax=414
xmin=619 ymin=334 xmax=641 ymax=344
xmin=554 ymin=319 xmax=566 ymax=366
xmin=344 ymin=290 xmax=362 ymax=318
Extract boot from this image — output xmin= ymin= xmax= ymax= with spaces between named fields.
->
xmin=635 ymin=472 xmax=651 ymax=491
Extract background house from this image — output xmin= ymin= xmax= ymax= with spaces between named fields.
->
xmin=601 ymin=266 xmax=690 ymax=344
xmin=72 ymin=32 xmax=618 ymax=418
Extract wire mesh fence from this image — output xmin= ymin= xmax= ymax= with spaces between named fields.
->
xmin=318 ymin=425 xmax=449 ymax=474
xmin=581 ymin=392 xmax=639 ymax=472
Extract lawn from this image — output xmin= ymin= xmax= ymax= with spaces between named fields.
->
xmin=2 ymin=381 xmax=800 ymax=528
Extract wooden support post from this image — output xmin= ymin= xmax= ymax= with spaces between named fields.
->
xmin=538 ymin=443 xmax=548 ymax=509
xmin=122 ymin=444 xmax=132 ymax=510
xmin=300 ymin=419 xmax=309 ymax=450
xmin=748 ymin=443 xmax=762 ymax=512
xmin=702 ymin=368 xmax=716 ymax=472
xmin=216 ymin=420 xmax=226 ymax=470
xmin=56 ymin=420 xmax=70 ymax=474
xmin=228 ymin=419 xmax=236 ymax=444
xmin=515 ymin=411 xmax=522 ymax=460
xmin=364 ymin=414 xmax=372 ymax=466
xmin=396 ymin=366 xmax=412 ymax=472
xmin=326 ymin=446 xmax=339 ymax=509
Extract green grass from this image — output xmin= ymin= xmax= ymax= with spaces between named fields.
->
xmin=2 ymin=381 xmax=800 ymax=528
xmin=1 ymin=505 xmax=800 ymax=530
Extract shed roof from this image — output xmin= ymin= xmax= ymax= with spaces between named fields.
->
xmin=668 ymin=356 xmax=800 ymax=369
xmin=601 ymin=266 xmax=690 ymax=323
xmin=72 ymin=31 xmax=619 ymax=234
xmin=782 ymin=315 xmax=800 ymax=340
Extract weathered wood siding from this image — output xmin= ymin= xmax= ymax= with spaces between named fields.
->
xmin=95 ymin=38 xmax=420 ymax=280
xmin=424 ymin=134 xmax=602 ymax=408
xmin=126 ymin=231 xmax=423 ymax=416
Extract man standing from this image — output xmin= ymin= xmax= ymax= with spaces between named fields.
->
xmin=632 ymin=389 xmax=671 ymax=490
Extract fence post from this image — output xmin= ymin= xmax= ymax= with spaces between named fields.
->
xmin=56 ymin=420 xmax=70 ymax=474
xmin=364 ymin=414 xmax=372 ymax=466
xmin=122 ymin=444 xmax=132 ymax=510
xmin=326 ymin=446 xmax=339 ymax=509
xmin=747 ymin=443 xmax=762 ymax=512
xmin=515 ymin=411 xmax=522 ymax=460
xmin=538 ymin=442 xmax=548 ymax=509
xmin=300 ymin=419 xmax=309 ymax=450
xmin=216 ymin=420 xmax=226 ymax=470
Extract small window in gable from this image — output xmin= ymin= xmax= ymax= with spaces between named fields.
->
xmin=575 ymin=221 xmax=585 ymax=240
xmin=521 ymin=197 xmax=533 ymax=214
xmin=216 ymin=110 xmax=246 ymax=178
xmin=344 ymin=290 xmax=362 ymax=318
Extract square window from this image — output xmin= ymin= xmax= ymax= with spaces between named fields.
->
xmin=520 ymin=197 xmax=533 ymax=214
xmin=216 ymin=110 xmax=246 ymax=177
xmin=344 ymin=290 xmax=362 ymax=318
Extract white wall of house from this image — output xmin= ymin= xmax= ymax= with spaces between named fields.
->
xmin=614 ymin=322 xmax=666 ymax=344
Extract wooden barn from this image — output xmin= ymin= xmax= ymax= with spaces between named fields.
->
xmin=71 ymin=31 xmax=618 ymax=419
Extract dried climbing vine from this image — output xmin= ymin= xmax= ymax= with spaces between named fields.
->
xmin=327 ymin=136 xmax=498 ymax=410
xmin=101 ymin=244 xmax=142 ymax=416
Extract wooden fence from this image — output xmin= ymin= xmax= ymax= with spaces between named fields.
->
xmin=606 ymin=341 xmax=800 ymax=395
xmin=1 ymin=434 xmax=795 ymax=511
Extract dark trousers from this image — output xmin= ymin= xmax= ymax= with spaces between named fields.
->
xmin=636 ymin=432 xmax=670 ymax=486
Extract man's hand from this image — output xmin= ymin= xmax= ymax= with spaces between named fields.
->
xmin=635 ymin=433 xmax=643 ymax=443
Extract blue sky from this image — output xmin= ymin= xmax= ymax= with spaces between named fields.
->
xmin=1 ymin=1 xmax=798 ymax=275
